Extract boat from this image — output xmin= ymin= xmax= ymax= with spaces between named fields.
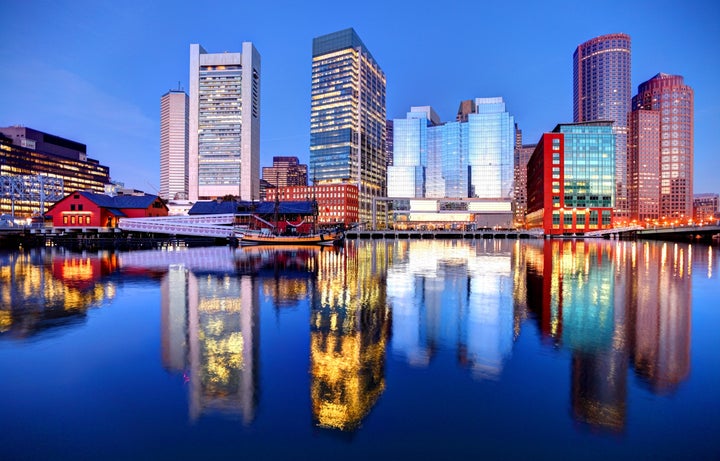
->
xmin=239 ymin=195 xmax=344 ymax=246
xmin=239 ymin=228 xmax=344 ymax=246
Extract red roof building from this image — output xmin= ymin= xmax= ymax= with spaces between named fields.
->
xmin=46 ymin=191 xmax=168 ymax=228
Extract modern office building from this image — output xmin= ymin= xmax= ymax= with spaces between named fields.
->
xmin=628 ymin=108 xmax=661 ymax=222
xmin=526 ymin=122 xmax=615 ymax=235
xmin=573 ymin=33 xmax=631 ymax=220
xmin=262 ymin=156 xmax=308 ymax=188
xmin=160 ymin=88 xmax=189 ymax=201
xmin=693 ymin=193 xmax=719 ymax=220
xmin=631 ymin=73 xmax=694 ymax=220
xmin=310 ymin=28 xmax=386 ymax=226
xmin=0 ymin=126 xmax=110 ymax=218
xmin=189 ymin=42 xmax=260 ymax=202
xmin=386 ymin=98 xmax=515 ymax=229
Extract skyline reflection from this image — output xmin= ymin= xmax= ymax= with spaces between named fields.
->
xmin=0 ymin=239 xmax=711 ymax=437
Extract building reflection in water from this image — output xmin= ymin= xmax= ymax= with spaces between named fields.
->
xmin=387 ymin=240 xmax=515 ymax=380
xmin=523 ymin=239 xmax=693 ymax=432
xmin=310 ymin=240 xmax=391 ymax=431
xmin=155 ymin=246 xmax=323 ymax=424
xmin=0 ymin=248 xmax=118 ymax=338
xmin=153 ymin=247 xmax=264 ymax=424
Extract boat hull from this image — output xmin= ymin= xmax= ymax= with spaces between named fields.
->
xmin=240 ymin=232 xmax=344 ymax=246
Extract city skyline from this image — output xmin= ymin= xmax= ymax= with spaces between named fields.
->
xmin=0 ymin=0 xmax=717 ymax=195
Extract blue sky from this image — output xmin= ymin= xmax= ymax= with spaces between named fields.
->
xmin=1 ymin=0 xmax=718 ymax=194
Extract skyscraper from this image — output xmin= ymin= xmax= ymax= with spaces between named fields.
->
xmin=160 ymin=88 xmax=189 ymax=201
xmin=573 ymin=33 xmax=631 ymax=220
xmin=189 ymin=43 xmax=260 ymax=202
xmin=631 ymin=73 xmax=694 ymax=221
xmin=310 ymin=28 xmax=386 ymax=225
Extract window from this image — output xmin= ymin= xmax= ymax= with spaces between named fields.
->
xmin=63 ymin=216 xmax=68 ymax=224
xmin=70 ymin=204 xmax=76 ymax=211
xmin=78 ymin=204 xmax=83 ymax=211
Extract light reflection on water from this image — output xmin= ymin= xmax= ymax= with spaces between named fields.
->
xmin=0 ymin=239 xmax=718 ymax=459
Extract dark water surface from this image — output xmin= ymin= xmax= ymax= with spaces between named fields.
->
xmin=1 ymin=239 xmax=718 ymax=460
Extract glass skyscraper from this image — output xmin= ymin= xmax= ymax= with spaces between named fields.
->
xmin=387 ymin=98 xmax=515 ymax=201
xmin=573 ymin=33 xmax=631 ymax=220
xmin=189 ymin=43 xmax=260 ymax=202
xmin=310 ymin=28 xmax=386 ymax=225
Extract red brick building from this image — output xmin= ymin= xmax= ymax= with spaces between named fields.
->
xmin=46 ymin=191 xmax=168 ymax=227
xmin=265 ymin=184 xmax=359 ymax=227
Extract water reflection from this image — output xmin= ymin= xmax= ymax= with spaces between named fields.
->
xmin=522 ymin=239 xmax=692 ymax=431
xmin=388 ymin=240 xmax=516 ymax=379
xmin=310 ymin=241 xmax=391 ymax=431
xmin=0 ymin=249 xmax=118 ymax=338
xmin=0 ymin=238 xmax=711 ymax=438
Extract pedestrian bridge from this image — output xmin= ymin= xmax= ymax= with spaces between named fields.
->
xmin=118 ymin=214 xmax=245 ymax=238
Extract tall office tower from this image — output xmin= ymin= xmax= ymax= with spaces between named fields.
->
xmin=574 ymin=33 xmax=631 ymax=220
xmin=160 ymin=88 xmax=189 ymax=201
xmin=628 ymin=108 xmax=660 ymax=222
xmin=189 ymin=43 xmax=260 ymax=202
xmin=262 ymin=156 xmax=308 ymax=188
xmin=310 ymin=28 xmax=386 ymax=225
xmin=631 ymin=73 xmax=694 ymax=220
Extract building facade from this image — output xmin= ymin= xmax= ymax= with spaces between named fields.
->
xmin=46 ymin=191 xmax=167 ymax=228
xmin=160 ymin=88 xmax=189 ymax=201
xmin=514 ymin=142 xmax=536 ymax=228
xmin=262 ymin=156 xmax=308 ymax=188
xmin=631 ymin=73 xmax=694 ymax=221
xmin=310 ymin=28 xmax=386 ymax=226
xmin=189 ymin=43 xmax=260 ymax=202
xmin=386 ymin=98 xmax=515 ymax=228
xmin=693 ymin=193 xmax=719 ymax=221
xmin=573 ymin=33 xmax=631 ymax=220
xmin=526 ymin=122 xmax=615 ymax=235
xmin=266 ymin=183 xmax=359 ymax=227
xmin=628 ymin=108 xmax=661 ymax=222
xmin=0 ymin=127 xmax=110 ymax=218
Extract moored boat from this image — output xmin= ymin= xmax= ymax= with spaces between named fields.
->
xmin=239 ymin=228 xmax=344 ymax=246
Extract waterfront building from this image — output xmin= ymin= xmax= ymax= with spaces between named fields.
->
xmin=261 ymin=156 xmax=308 ymax=188
xmin=189 ymin=43 xmax=261 ymax=202
xmin=160 ymin=88 xmax=189 ymax=201
xmin=386 ymin=98 xmax=515 ymax=229
xmin=631 ymin=73 xmax=694 ymax=221
xmin=0 ymin=127 xmax=110 ymax=218
xmin=573 ymin=33 xmax=631 ymax=220
xmin=693 ymin=193 xmax=719 ymax=220
xmin=526 ymin=122 xmax=615 ymax=235
xmin=310 ymin=28 xmax=386 ymax=226
xmin=45 ymin=190 xmax=167 ymax=228
xmin=514 ymin=142 xmax=537 ymax=228
xmin=266 ymin=183 xmax=359 ymax=227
